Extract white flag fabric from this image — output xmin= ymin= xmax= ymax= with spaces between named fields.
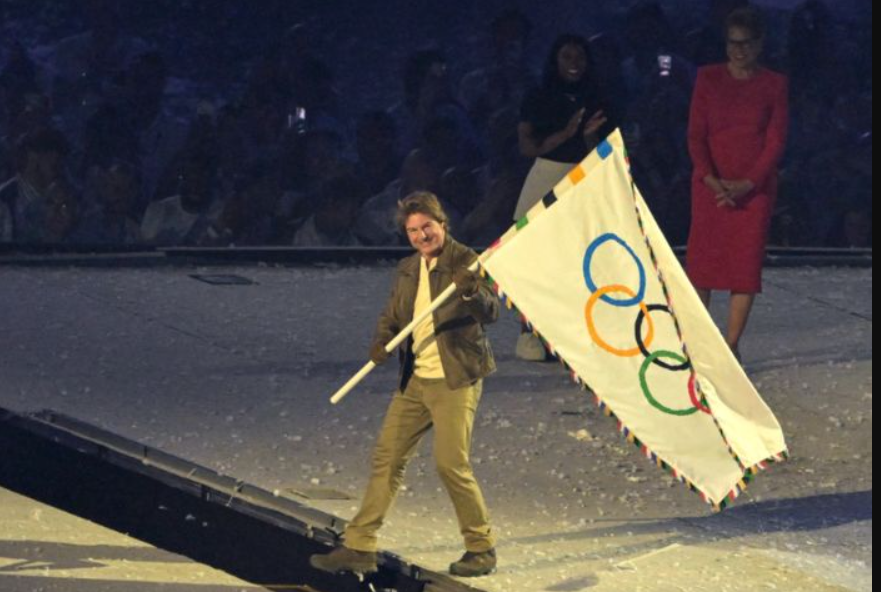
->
xmin=479 ymin=129 xmax=787 ymax=508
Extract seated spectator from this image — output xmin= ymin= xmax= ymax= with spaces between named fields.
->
xmin=390 ymin=49 xmax=483 ymax=164
xmin=0 ymin=92 xmax=53 ymax=182
xmin=351 ymin=177 xmax=404 ymax=246
xmin=275 ymin=127 xmax=352 ymax=240
xmin=785 ymin=92 xmax=871 ymax=245
xmin=238 ymin=88 xmax=287 ymax=162
xmin=438 ymin=166 xmax=482 ymax=230
xmin=459 ymin=106 xmax=530 ymax=245
xmin=210 ymin=160 xmax=282 ymax=246
xmin=398 ymin=112 xmax=492 ymax=243
xmin=827 ymin=193 xmax=872 ymax=249
xmin=825 ymin=135 xmax=872 ymax=248
xmin=400 ymin=113 xmax=470 ymax=198
xmin=769 ymin=169 xmax=813 ymax=247
xmin=79 ymin=103 xmax=140 ymax=182
xmin=140 ymin=154 xmax=221 ymax=246
xmin=118 ymin=51 xmax=188 ymax=202
xmin=152 ymin=102 xmax=222 ymax=211
xmin=292 ymin=174 xmax=369 ymax=246
xmin=74 ymin=160 xmax=142 ymax=245
xmin=213 ymin=103 xmax=248 ymax=184
xmin=43 ymin=177 xmax=80 ymax=243
xmin=0 ymin=127 xmax=70 ymax=242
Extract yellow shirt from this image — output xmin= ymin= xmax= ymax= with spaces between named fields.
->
xmin=412 ymin=256 xmax=445 ymax=379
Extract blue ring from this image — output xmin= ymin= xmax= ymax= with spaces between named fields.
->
xmin=583 ymin=233 xmax=646 ymax=307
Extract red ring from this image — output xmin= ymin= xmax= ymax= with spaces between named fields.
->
xmin=688 ymin=375 xmax=712 ymax=414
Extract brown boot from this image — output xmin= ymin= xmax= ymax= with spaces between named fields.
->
xmin=309 ymin=546 xmax=378 ymax=574
xmin=449 ymin=548 xmax=497 ymax=577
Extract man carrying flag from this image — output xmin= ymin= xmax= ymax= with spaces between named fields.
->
xmin=310 ymin=191 xmax=499 ymax=577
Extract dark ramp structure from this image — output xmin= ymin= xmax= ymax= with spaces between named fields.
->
xmin=0 ymin=407 xmax=487 ymax=592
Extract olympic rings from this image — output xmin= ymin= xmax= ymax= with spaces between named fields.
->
xmin=582 ymin=234 xmax=710 ymax=417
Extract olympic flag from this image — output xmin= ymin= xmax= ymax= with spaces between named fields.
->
xmin=479 ymin=129 xmax=787 ymax=508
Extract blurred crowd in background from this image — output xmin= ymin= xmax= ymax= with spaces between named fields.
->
xmin=0 ymin=0 xmax=871 ymax=249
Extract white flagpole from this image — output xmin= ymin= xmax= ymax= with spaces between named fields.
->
xmin=329 ymin=259 xmax=481 ymax=404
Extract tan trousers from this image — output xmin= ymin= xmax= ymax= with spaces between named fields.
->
xmin=344 ymin=376 xmax=495 ymax=553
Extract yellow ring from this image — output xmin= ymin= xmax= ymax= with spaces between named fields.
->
xmin=585 ymin=284 xmax=654 ymax=357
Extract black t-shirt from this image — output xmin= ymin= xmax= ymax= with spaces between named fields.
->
xmin=519 ymin=83 xmax=614 ymax=164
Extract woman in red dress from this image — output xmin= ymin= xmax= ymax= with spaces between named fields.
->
xmin=686 ymin=6 xmax=788 ymax=360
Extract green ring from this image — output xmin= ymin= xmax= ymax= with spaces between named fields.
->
xmin=639 ymin=350 xmax=698 ymax=416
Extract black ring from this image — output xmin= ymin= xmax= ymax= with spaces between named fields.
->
xmin=635 ymin=304 xmax=691 ymax=371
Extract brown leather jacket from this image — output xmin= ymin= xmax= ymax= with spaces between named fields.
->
xmin=373 ymin=237 xmax=498 ymax=391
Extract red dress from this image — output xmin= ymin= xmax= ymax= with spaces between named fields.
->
xmin=686 ymin=64 xmax=788 ymax=293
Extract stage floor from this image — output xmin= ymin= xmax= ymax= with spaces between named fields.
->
xmin=0 ymin=264 xmax=872 ymax=592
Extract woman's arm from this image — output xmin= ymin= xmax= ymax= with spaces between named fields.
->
xmin=518 ymin=108 xmax=585 ymax=159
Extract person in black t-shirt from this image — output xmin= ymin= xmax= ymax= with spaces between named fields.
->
xmin=513 ymin=34 xmax=615 ymax=361
xmin=514 ymin=34 xmax=615 ymax=221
